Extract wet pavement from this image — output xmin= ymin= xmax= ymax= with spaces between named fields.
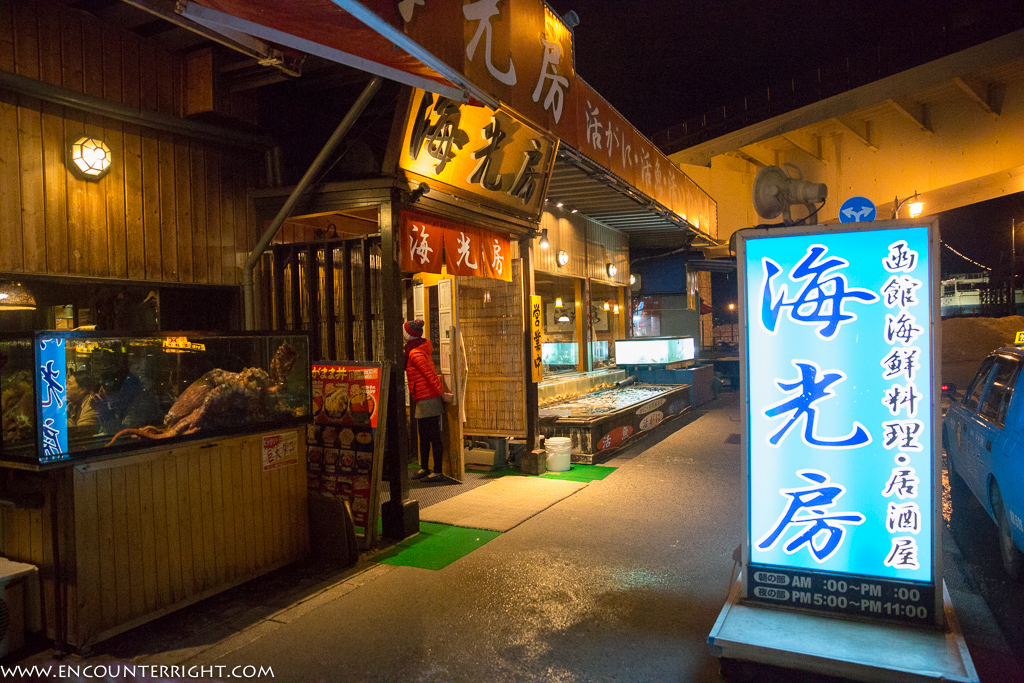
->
xmin=16 ymin=391 xmax=1024 ymax=682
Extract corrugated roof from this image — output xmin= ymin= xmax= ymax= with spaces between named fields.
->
xmin=546 ymin=151 xmax=718 ymax=250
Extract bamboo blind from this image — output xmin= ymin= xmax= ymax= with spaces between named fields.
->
xmin=458 ymin=260 xmax=526 ymax=435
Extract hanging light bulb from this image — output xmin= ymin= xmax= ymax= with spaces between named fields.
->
xmin=538 ymin=228 xmax=550 ymax=249
xmin=555 ymin=296 xmax=563 ymax=308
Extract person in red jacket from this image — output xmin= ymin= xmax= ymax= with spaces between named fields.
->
xmin=404 ymin=319 xmax=452 ymax=482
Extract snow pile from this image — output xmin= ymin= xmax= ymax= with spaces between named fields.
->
xmin=941 ymin=315 xmax=1024 ymax=363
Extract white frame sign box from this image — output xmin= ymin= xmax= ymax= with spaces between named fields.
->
xmin=737 ymin=218 xmax=943 ymax=628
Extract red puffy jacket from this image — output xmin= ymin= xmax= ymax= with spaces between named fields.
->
xmin=405 ymin=339 xmax=444 ymax=402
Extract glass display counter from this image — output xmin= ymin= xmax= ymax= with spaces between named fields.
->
xmin=539 ymin=382 xmax=691 ymax=464
xmin=0 ymin=331 xmax=310 ymax=465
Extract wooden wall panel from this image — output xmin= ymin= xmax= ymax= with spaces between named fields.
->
xmin=0 ymin=0 xmax=259 ymax=286
xmin=0 ymin=430 xmax=310 ymax=647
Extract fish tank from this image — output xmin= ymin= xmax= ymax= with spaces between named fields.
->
xmin=0 ymin=331 xmax=310 ymax=465
xmin=591 ymin=340 xmax=611 ymax=367
xmin=615 ymin=336 xmax=695 ymax=365
xmin=542 ymin=342 xmax=579 ymax=374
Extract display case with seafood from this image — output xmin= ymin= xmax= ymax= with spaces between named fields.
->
xmin=540 ymin=381 xmax=691 ymax=463
xmin=0 ymin=332 xmax=311 ymax=465
xmin=1 ymin=338 xmax=36 ymax=459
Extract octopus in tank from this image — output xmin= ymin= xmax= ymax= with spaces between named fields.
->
xmin=105 ymin=342 xmax=299 ymax=446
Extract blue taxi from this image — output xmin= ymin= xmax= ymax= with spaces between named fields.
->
xmin=944 ymin=347 xmax=1024 ymax=578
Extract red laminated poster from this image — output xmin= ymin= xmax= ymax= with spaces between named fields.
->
xmin=309 ymin=362 xmax=389 ymax=544
xmin=313 ymin=365 xmax=381 ymax=429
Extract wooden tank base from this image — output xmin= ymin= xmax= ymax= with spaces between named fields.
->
xmin=1 ymin=427 xmax=309 ymax=650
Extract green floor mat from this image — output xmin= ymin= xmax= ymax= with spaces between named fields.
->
xmin=483 ymin=464 xmax=616 ymax=483
xmin=376 ymin=522 xmax=500 ymax=570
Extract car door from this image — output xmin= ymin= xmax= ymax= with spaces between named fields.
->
xmin=987 ymin=357 xmax=1024 ymax=546
xmin=970 ymin=358 xmax=1019 ymax=507
xmin=952 ymin=356 xmax=997 ymax=501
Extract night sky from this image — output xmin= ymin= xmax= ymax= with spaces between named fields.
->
xmin=544 ymin=0 xmax=1024 ymax=292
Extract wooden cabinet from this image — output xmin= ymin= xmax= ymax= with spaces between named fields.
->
xmin=1 ymin=428 xmax=309 ymax=649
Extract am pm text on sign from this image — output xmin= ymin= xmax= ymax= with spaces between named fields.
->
xmin=738 ymin=220 xmax=942 ymax=627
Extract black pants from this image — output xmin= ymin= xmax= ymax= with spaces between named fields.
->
xmin=417 ymin=415 xmax=444 ymax=474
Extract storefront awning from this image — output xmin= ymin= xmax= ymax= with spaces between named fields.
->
xmin=179 ymin=0 xmax=480 ymax=103
xmin=546 ymin=150 xmax=718 ymax=250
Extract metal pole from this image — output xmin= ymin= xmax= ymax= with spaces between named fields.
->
xmin=1013 ymin=219 xmax=1017 ymax=314
xmin=242 ymin=76 xmax=383 ymax=330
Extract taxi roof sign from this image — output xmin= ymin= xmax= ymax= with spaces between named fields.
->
xmin=1015 ymin=331 xmax=1024 ymax=345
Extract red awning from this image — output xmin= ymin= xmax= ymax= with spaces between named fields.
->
xmin=181 ymin=0 xmax=470 ymax=101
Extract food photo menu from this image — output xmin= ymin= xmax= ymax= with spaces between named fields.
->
xmin=308 ymin=363 xmax=385 ymax=538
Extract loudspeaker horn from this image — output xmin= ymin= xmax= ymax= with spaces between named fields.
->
xmin=752 ymin=163 xmax=827 ymax=225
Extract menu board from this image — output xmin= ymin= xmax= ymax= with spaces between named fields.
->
xmin=308 ymin=362 xmax=390 ymax=547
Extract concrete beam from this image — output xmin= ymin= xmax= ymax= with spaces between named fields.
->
xmin=886 ymin=99 xmax=933 ymax=135
xmin=670 ymin=29 xmax=1023 ymax=166
xmin=831 ymin=116 xmax=877 ymax=152
xmin=952 ymin=76 xmax=1001 ymax=119
xmin=780 ymin=132 xmax=825 ymax=162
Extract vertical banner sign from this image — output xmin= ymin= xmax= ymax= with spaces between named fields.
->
xmin=530 ymin=295 xmax=543 ymax=382
xmin=308 ymin=362 xmax=387 ymax=544
xmin=37 ymin=336 xmax=68 ymax=462
xmin=740 ymin=220 xmax=942 ymax=627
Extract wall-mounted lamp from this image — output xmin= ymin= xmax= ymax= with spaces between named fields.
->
xmin=557 ymin=314 xmax=571 ymax=323
xmin=893 ymin=191 xmax=924 ymax=219
xmin=613 ymin=304 xmax=620 ymax=314
xmin=69 ymin=136 xmax=112 ymax=180
xmin=629 ymin=274 xmax=636 ymax=285
xmin=571 ymin=208 xmax=578 ymax=214
xmin=538 ymin=228 xmax=550 ymax=249
xmin=409 ymin=182 xmax=430 ymax=203
xmin=606 ymin=263 xmax=617 ymax=277
xmin=555 ymin=296 xmax=563 ymax=308
xmin=0 ymin=281 xmax=37 ymax=311
xmin=557 ymin=250 xmax=569 ymax=267
xmin=603 ymin=301 xmax=610 ymax=311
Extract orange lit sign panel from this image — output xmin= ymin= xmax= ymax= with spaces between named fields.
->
xmin=399 ymin=89 xmax=556 ymax=220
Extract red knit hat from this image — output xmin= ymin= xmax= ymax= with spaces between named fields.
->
xmin=404 ymin=319 xmax=424 ymax=337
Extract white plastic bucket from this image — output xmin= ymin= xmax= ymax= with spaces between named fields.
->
xmin=545 ymin=437 xmax=572 ymax=472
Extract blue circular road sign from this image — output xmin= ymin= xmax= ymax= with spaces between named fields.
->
xmin=839 ymin=196 xmax=876 ymax=223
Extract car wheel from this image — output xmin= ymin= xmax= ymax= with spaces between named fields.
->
xmin=992 ymin=485 xmax=1023 ymax=580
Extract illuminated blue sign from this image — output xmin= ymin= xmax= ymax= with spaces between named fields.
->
xmin=740 ymin=222 xmax=940 ymax=626
xmin=37 ymin=336 xmax=68 ymax=461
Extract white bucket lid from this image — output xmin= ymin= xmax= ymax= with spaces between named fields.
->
xmin=546 ymin=437 xmax=571 ymax=445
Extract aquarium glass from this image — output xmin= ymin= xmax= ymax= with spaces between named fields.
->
xmin=4 ymin=332 xmax=310 ymax=464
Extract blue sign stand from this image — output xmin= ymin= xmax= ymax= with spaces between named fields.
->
xmin=707 ymin=218 xmax=978 ymax=681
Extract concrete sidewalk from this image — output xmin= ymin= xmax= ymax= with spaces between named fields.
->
xmin=72 ymin=395 xmax=741 ymax=682
xmin=19 ymin=393 xmax=1012 ymax=682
